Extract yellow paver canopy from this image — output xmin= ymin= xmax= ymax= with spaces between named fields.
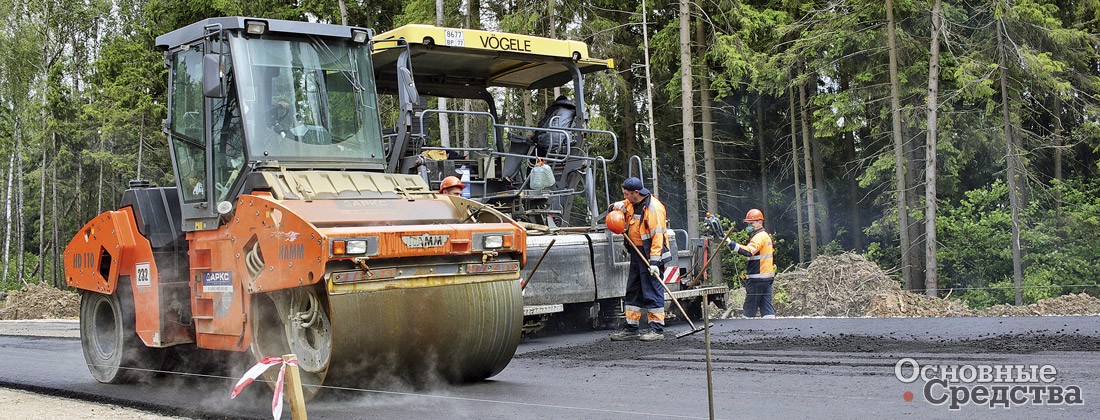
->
xmin=372 ymin=24 xmax=614 ymax=98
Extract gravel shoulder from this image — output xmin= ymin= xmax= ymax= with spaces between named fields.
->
xmin=0 ymin=320 xmax=181 ymax=420
xmin=0 ymin=319 xmax=80 ymax=338
xmin=0 ymin=387 xmax=182 ymax=420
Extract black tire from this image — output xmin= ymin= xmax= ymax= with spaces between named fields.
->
xmin=249 ymin=287 xmax=331 ymax=401
xmin=79 ymin=287 xmax=162 ymax=383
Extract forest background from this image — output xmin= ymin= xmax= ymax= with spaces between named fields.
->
xmin=0 ymin=0 xmax=1098 ymax=309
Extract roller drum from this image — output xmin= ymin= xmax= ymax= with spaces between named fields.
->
xmin=325 ymin=277 xmax=522 ymax=386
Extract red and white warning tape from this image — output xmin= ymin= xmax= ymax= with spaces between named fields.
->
xmin=230 ymin=355 xmax=300 ymax=420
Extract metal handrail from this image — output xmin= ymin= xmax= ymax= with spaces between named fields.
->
xmin=403 ymin=107 xmax=619 ymax=219
xmin=416 ymin=108 xmax=499 ymax=149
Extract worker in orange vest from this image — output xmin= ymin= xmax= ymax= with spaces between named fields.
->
xmin=727 ymin=209 xmax=776 ymax=318
xmin=608 ymin=177 xmax=672 ymax=341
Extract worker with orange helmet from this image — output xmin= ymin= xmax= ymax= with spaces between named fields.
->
xmin=606 ymin=177 xmax=671 ymax=341
xmin=726 ymin=208 xmax=776 ymax=318
xmin=439 ymin=176 xmax=466 ymax=196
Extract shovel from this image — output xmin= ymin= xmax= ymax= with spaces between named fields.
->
xmin=624 ymin=237 xmax=708 ymax=338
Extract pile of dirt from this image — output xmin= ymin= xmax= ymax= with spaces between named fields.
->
xmin=0 ymin=283 xmax=80 ymax=320
xmin=981 ymin=293 xmax=1100 ymax=316
xmin=775 ymin=253 xmax=902 ymax=317
xmin=866 ymin=290 xmax=976 ymax=317
xmin=771 ymin=252 xmax=1100 ymax=318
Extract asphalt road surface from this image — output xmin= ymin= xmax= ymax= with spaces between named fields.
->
xmin=1 ymin=316 xmax=1098 ymax=419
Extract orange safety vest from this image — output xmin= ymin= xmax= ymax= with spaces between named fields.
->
xmin=735 ymin=228 xmax=774 ymax=279
xmin=618 ymin=195 xmax=672 ymax=265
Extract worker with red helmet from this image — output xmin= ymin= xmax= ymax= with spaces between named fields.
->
xmin=727 ymin=209 xmax=776 ymax=318
xmin=439 ymin=176 xmax=466 ymax=196
xmin=606 ymin=177 xmax=672 ymax=341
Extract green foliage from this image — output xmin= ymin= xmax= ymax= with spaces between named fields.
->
xmin=708 ymin=4 xmax=791 ymax=97
xmin=937 ymin=179 xmax=1100 ymax=308
xmin=0 ymin=251 xmax=62 ymax=291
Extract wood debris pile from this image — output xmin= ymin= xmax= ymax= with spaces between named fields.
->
xmin=770 ymin=252 xmax=1099 ymax=318
xmin=866 ymin=290 xmax=976 ymax=317
xmin=774 ymin=252 xmax=902 ymax=317
xmin=981 ymin=293 xmax=1100 ymax=316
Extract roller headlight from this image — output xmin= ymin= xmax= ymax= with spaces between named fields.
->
xmin=331 ymin=237 xmax=378 ymax=256
xmin=346 ymin=240 xmax=368 ymax=254
xmin=483 ymin=235 xmax=504 ymax=249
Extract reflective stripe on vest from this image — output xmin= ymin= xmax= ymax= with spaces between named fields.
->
xmin=749 ymin=253 xmax=773 ymax=261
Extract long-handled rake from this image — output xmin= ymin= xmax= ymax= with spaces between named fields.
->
xmin=624 ymin=237 xmax=708 ymax=338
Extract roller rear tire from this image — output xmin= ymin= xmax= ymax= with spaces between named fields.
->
xmin=79 ymin=288 xmax=163 ymax=383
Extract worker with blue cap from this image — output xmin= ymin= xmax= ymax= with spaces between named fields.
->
xmin=607 ymin=177 xmax=671 ymax=341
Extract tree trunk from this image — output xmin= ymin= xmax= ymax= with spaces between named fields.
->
xmin=811 ymin=116 xmax=831 ymax=246
xmin=680 ymin=0 xmax=699 ymax=239
xmin=523 ymin=90 xmax=533 ymax=129
xmin=17 ymin=142 xmax=26 ymax=286
xmin=924 ymin=0 xmax=943 ymax=297
xmin=798 ymin=74 xmax=818 ymax=258
xmin=808 ymin=76 xmax=831 ymax=246
xmin=436 ymin=0 xmax=450 ymax=147
xmin=906 ymin=124 xmax=925 ymax=286
xmin=76 ymin=150 xmax=84 ymax=232
xmin=39 ymin=115 xmax=48 ymax=285
xmin=756 ymin=97 xmax=768 ymax=216
xmin=137 ymin=117 xmax=144 ymax=179
xmin=549 ymin=1 xmax=560 ymax=99
xmin=338 ymin=0 xmax=348 ymax=25
xmin=619 ymin=69 xmax=639 ymax=160
xmin=997 ymin=17 xmax=1025 ymax=305
xmin=467 ymin=0 xmax=480 ymax=30
xmin=789 ymin=86 xmax=805 ymax=264
xmin=97 ymin=162 xmax=104 ymax=214
xmin=843 ymin=129 xmax=861 ymax=250
xmin=52 ymin=133 xmax=60 ymax=287
xmin=463 ymin=99 xmax=471 ymax=149
xmin=2 ymin=133 xmax=15 ymax=284
xmin=1053 ymin=93 xmax=1063 ymax=240
xmin=697 ymin=22 xmax=721 ymax=283
xmin=641 ymin=0 xmax=660 ymax=195
xmin=886 ymin=0 xmax=913 ymax=290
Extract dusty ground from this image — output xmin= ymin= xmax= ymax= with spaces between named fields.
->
xmin=0 ymin=388 xmax=180 ymax=420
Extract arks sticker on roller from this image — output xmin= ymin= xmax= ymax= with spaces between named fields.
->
xmin=203 ymin=271 xmax=233 ymax=293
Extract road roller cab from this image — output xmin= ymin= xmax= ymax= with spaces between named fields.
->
xmin=63 ymin=17 xmax=526 ymax=398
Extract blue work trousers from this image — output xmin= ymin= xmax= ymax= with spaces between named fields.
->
xmin=624 ymin=249 xmax=665 ymax=332
xmin=743 ymin=279 xmax=774 ymax=317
